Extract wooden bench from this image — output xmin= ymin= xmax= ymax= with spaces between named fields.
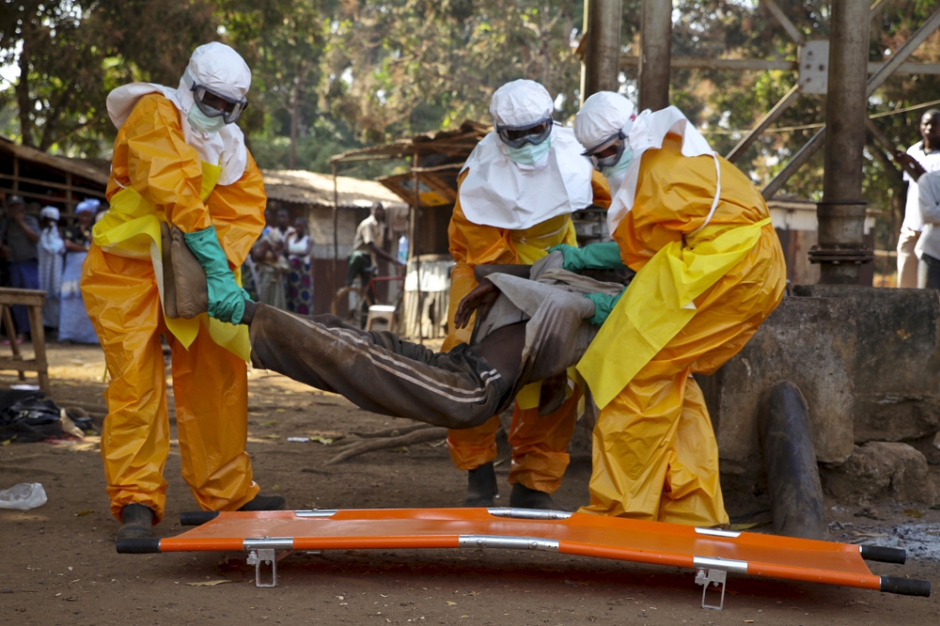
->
xmin=0 ymin=287 xmax=49 ymax=393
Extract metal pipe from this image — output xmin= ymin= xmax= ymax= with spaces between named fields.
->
xmin=758 ymin=381 xmax=828 ymax=540
xmin=583 ymin=0 xmax=623 ymax=98
xmin=638 ymin=0 xmax=672 ymax=111
xmin=818 ymin=0 xmax=871 ymax=285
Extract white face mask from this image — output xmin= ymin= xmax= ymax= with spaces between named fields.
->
xmin=506 ymin=136 xmax=553 ymax=166
xmin=187 ymin=106 xmax=225 ymax=135
xmin=603 ymin=145 xmax=633 ymax=179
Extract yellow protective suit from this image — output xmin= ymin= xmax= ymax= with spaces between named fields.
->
xmin=577 ymin=134 xmax=786 ymax=525
xmin=443 ymin=169 xmax=610 ymax=493
xmin=81 ymin=93 xmax=267 ymax=523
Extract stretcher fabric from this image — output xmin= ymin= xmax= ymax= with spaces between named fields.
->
xmin=144 ymin=508 xmax=923 ymax=597
xmin=82 ymin=92 xmax=266 ymax=523
xmin=443 ymin=169 xmax=611 ymax=492
xmin=578 ymin=134 xmax=787 ymax=525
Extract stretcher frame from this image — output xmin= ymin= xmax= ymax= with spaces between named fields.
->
xmin=117 ymin=507 xmax=930 ymax=609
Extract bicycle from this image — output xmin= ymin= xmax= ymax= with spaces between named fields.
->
xmin=331 ymin=266 xmax=406 ymax=330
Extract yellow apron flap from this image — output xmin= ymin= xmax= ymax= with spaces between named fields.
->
xmin=511 ymin=214 xmax=578 ymax=265
xmin=578 ymin=218 xmax=771 ymax=409
xmin=92 ymin=161 xmax=250 ymax=361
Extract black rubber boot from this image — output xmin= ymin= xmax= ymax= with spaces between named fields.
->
xmin=463 ymin=462 xmax=498 ymax=507
xmin=117 ymin=503 xmax=155 ymax=540
xmin=239 ymin=493 xmax=286 ymax=511
xmin=509 ymin=483 xmax=563 ymax=510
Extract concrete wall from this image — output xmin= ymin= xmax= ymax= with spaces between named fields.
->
xmin=700 ymin=286 xmax=940 ymax=513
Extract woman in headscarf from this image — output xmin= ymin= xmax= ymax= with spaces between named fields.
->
xmin=37 ymin=206 xmax=64 ymax=329
xmin=58 ymin=199 xmax=99 ymax=343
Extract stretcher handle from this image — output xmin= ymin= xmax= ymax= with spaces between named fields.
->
xmin=860 ymin=544 xmax=906 ymax=564
xmin=180 ymin=511 xmax=220 ymax=526
xmin=880 ymin=576 xmax=931 ymax=597
xmin=116 ymin=538 xmax=161 ymax=554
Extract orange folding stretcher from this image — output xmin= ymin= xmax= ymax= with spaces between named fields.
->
xmin=117 ymin=507 xmax=930 ymax=609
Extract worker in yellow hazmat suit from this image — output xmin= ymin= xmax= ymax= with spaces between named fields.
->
xmin=81 ymin=43 xmax=284 ymax=540
xmin=444 ymin=79 xmax=611 ymax=508
xmin=555 ymin=92 xmax=786 ymax=525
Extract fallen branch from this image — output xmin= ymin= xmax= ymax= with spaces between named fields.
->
xmin=350 ymin=423 xmax=437 ymax=438
xmin=325 ymin=427 xmax=448 ymax=465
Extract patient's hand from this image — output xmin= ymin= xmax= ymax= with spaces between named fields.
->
xmin=455 ymin=279 xmax=500 ymax=329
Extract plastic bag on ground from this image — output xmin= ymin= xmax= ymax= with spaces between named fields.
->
xmin=0 ymin=482 xmax=48 ymax=510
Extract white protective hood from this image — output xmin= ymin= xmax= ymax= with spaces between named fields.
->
xmin=458 ymin=127 xmax=596 ymax=230
xmin=604 ymin=105 xmax=717 ymax=235
xmin=457 ymin=79 xmax=596 ymax=230
xmin=574 ymin=91 xmax=637 ymax=198
xmin=106 ymin=42 xmax=250 ymax=186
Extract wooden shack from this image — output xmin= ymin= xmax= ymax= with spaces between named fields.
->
xmin=332 ymin=121 xmax=491 ymax=338
xmin=261 ymin=169 xmax=407 ymax=315
xmin=0 ymin=136 xmax=107 ymax=216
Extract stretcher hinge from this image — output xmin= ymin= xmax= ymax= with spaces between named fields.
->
xmin=692 ymin=556 xmax=746 ymax=610
xmin=247 ymin=549 xmax=278 ymax=588
xmin=245 ymin=537 xmax=295 ymax=588
xmin=694 ymin=568 xmax=727 ymax=610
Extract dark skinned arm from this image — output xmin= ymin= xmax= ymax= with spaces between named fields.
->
xmin=367 ymin=241 xmax=404 ymax=266
xmin=454 ymin=279 xmax=501 ymax=329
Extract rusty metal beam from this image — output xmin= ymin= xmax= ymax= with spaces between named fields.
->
xmin=761 ymin=0 xmax=805 ymax=46
xmin=761 ymin=5 xmax=940 ymax=200
xmin=816 ymin=0 xmax=872 ymax=285
xmin=619 ymin=54 xmax=940 ymax=75
xmin=583 ymin=0 xmax=623 ymax=98
xmin=638 ymin=0 xmax=672 ymax=111
xmin=726 ymin=84 xmax=802 ymax=163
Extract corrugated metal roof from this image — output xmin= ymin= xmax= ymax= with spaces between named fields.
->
xmin=261 ymin=169 xmax=404 ymax=207
xmin=332 ymin=120 xmax=490 ymax=163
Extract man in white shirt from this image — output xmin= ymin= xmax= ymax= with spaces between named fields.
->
xmin=915 ymin=169 xmax=940 ymax=289
xmin=894 ymin=109 xmax=940 ymax=288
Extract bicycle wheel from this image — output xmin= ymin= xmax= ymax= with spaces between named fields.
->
xmin=331 ymin=286 xmax=371 ymax=328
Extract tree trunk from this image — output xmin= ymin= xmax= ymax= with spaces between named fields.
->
xmin=15 ymin=28 xmax=34 ymax=148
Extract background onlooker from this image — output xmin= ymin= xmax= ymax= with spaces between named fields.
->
xmin=894 ymin=110 xmax=940 ymax=288
xmin=1 ymin=195 xmax=41 ymax=340
xmin=285 ymin=217 xmax=313 ymax=315
xmin=37 ymin=206 xmax=65 ymax=329
xmin=915 ymin=169 xmax=940 ymax=289
xmin=251 ymin=237 xmax=289 ymax=310
xmin=59 ymin=199 xmax=99 ymax=344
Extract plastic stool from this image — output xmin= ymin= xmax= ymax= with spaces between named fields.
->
xmin=365 ymin=304 xmax=396 ymax=331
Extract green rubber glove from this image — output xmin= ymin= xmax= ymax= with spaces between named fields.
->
xmin=584 ymin=289 xmax=625 ymax=327
xmin=549 ymin=241 xmax=625 ymax=273
xmin=183 ymin=226 xmax=247 ymax=325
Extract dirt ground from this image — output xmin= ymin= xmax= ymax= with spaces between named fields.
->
xmin=1 ymin=341 xmax=939 ymax=626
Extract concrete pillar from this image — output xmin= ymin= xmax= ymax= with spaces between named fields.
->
xmin=583 ymin=0 xmax=623 ymax=98
xmin=638 ymin=0 xmax=672 ymax=111
xmin=816 ymin=0 xmax=872 ymax=284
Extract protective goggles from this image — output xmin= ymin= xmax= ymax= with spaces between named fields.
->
xmin=582 ymin=130 xmax=627 ymax=171
xmin=183 ymin=71 xmax=248 ymax=125
xmin=496 ymin=118 xmax=554 ymax=149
